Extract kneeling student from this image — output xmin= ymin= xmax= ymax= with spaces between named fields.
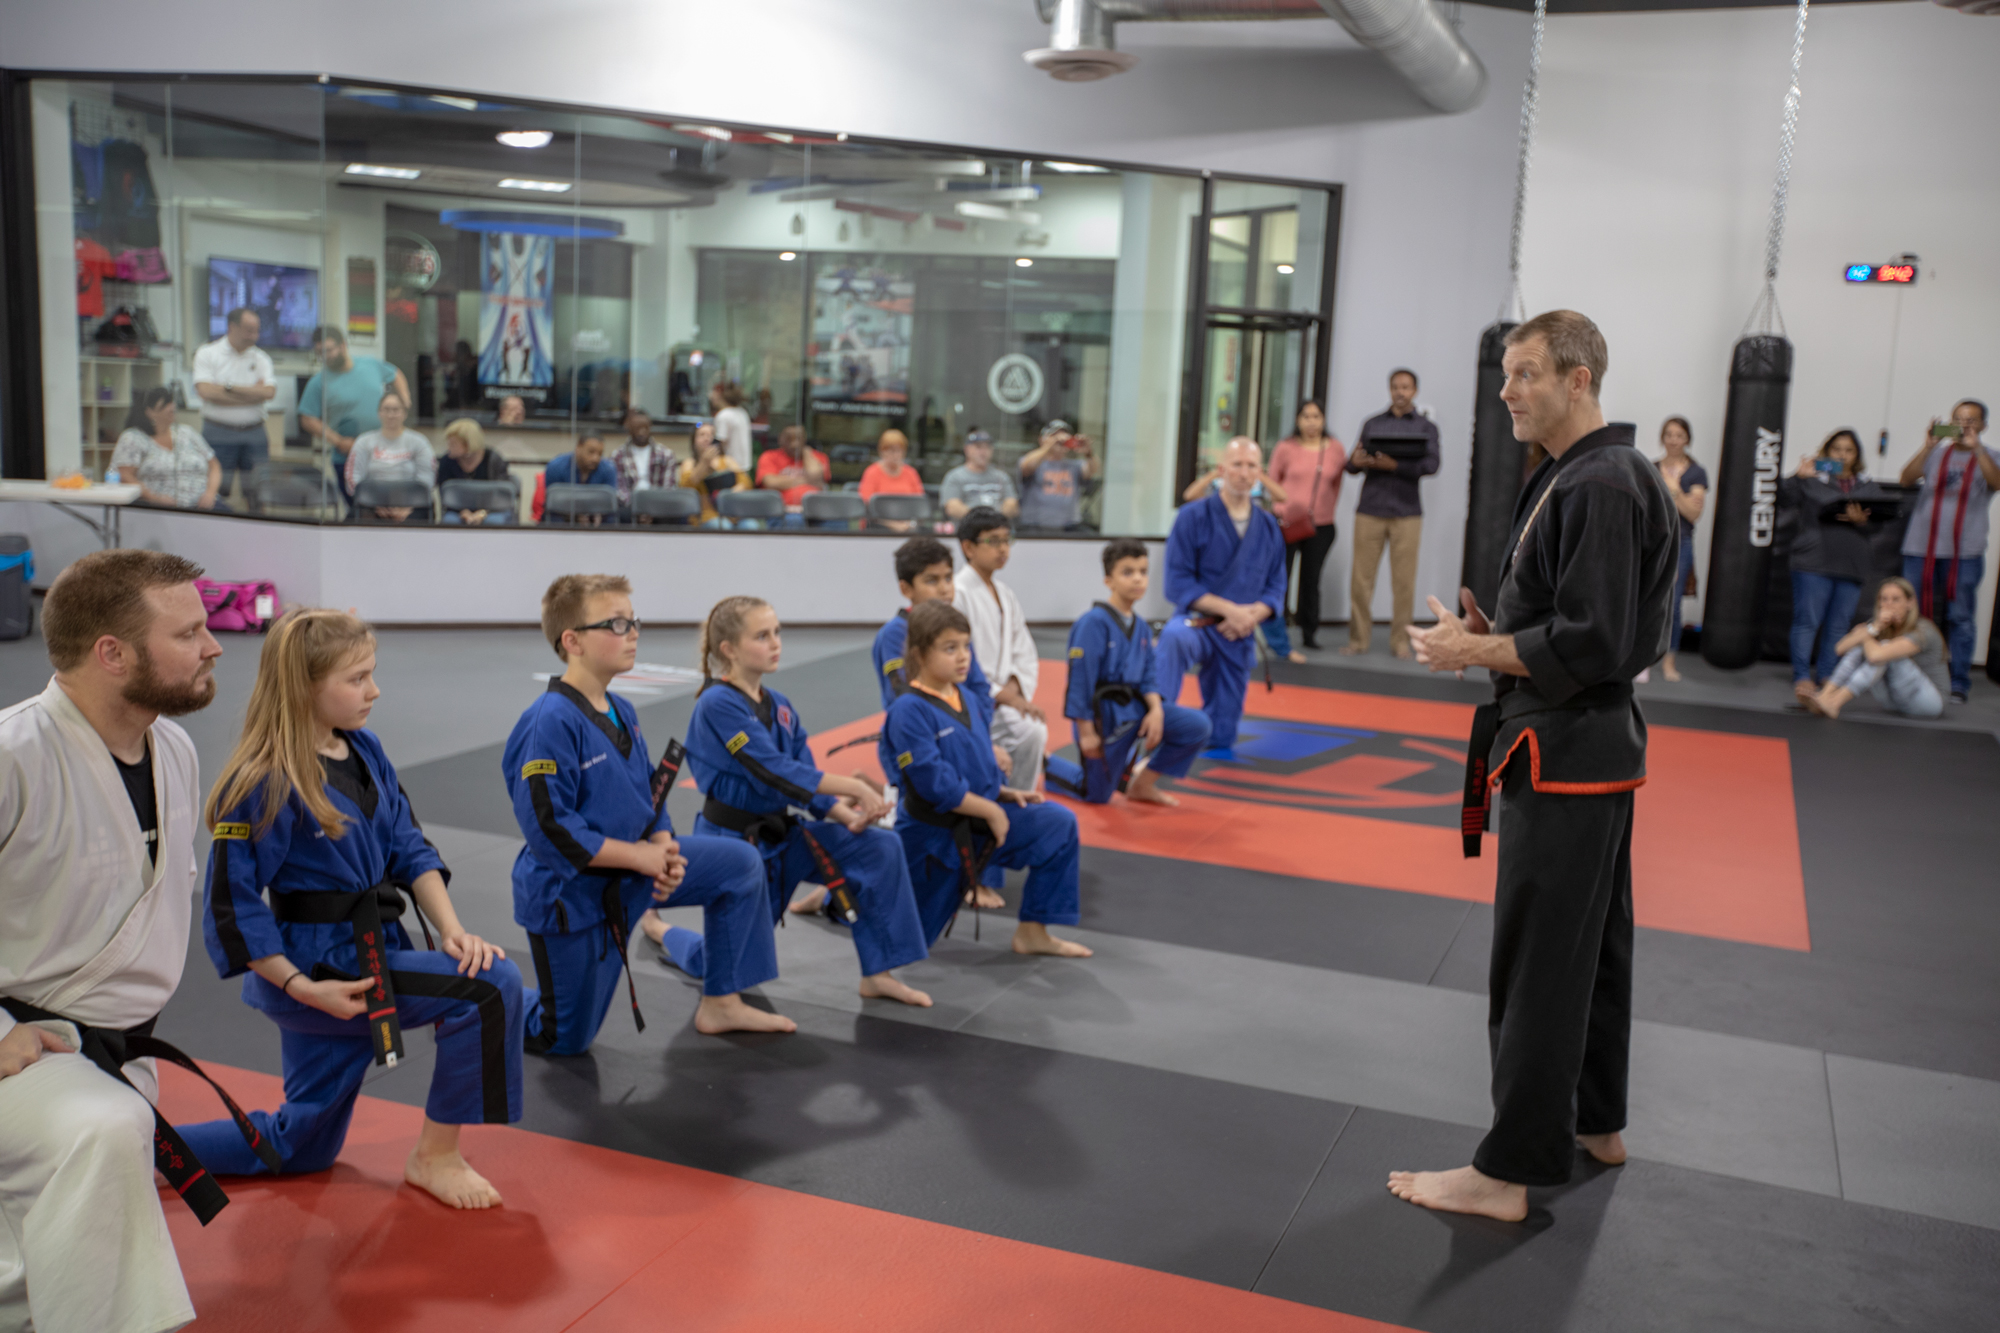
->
xmin=684 ymin=596 xmax=934 ymax=1007
xmin=1055 ymin=539 xmax=1212 ymax=805
xmin=183 ymin=609 xmax=525 ymax=1210
xmin=884 ymin=601 xmax=1093 ymax=958
xmin=507 ymin=575 xmax=792 ymax=1053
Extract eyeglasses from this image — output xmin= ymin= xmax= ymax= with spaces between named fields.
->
xmin=575 ymin=616 xmax=641 ymax=636
xmin=974 ymin=533 xmax=1014 ymax=548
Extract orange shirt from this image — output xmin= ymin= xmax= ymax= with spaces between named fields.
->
xmin=859 ymin=461 xmax=926 ymax=501
xmin=754 ymin=446 xmax=830 ymax=507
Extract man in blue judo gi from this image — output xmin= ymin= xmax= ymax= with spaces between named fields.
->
xmin=1156 ymin=437 xmax=1289 ymax=754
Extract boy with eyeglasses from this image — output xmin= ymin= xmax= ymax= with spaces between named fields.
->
xmin=504 ymin=575 xmax=790 ymax=1056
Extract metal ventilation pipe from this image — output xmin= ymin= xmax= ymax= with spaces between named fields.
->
xmin=1025 ymin=0 xmax=1487 ymax=113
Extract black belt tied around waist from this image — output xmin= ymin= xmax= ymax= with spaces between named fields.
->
xmin=1046 ymin=681 xmax=1146 ymax=800
xmin=703 ymin=796 xmax=860 ymax=924
xmin=1461 ymin=681 xmax=1640 ymax=858
xmin=1 ymin=995 xmax=281 ymax=1225
xmin=270 ymin=881 xmax=430 ymax=1066
xmin=900 ymin=786 xmax=996 ymax=937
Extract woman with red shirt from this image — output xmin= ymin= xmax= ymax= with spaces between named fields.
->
xmin=1267 ymin=400 xmax=1347 ymax=649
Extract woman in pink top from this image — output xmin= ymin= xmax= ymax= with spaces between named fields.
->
xmin=1267 ymin=400 xmax=1347 ymax=649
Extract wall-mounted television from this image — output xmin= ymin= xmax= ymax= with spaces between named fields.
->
xmin=207 ymin=257 xmax=320 ymax=350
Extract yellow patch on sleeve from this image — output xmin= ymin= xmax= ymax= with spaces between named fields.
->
xmin=725 ymin=731 xmax=750 ymax=754
xmin=520 ymin=759 xmax=557 ymax=778
xmin=213 ymin=822 xmax=251 ymax=840
xmin=896 ymin=751 xmax=914 ymax=769
xmin=882 ymin=657 xmax=903 ymax=676
xmin=1068 ymin=646 xmax=1085 ymax=658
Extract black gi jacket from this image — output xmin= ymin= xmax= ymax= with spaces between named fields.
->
xmin=1484 ymin=423 xmax=1678 ymax=793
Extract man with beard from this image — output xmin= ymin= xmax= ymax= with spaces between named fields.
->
xmin=0 ymin=550 xmax=225 ymax=1333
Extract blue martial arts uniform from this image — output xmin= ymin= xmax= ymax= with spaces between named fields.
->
xmin=1157 ymin=492 xmax=1288 ymax=750
xmin=884 ymin=684 xmax=1082 ymax=945
xmin=873 ymin=610 xmax=1006 ymax=890
xmin=179 ymin=729 xmax=525 ymax=1177
xmin=1056 ymin=602 xmax=1211 ymax=803
xmin=505 ymin=680 xmax=773 ymax=1056
xmin=688 ymin=679 xmax=928 ymax=977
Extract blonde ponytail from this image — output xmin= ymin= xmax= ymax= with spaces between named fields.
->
xmin=700 ymin=595 xmax=770 ymax=682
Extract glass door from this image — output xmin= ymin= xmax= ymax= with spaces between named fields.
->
xmin=1195 ymin=313 xmax=1318 ymax=471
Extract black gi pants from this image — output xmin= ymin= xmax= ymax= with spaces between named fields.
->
xmin=1472 ymin=759 xmax=1634 ymax=1187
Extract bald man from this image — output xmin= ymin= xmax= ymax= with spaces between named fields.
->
xmin=1154 ymin=438 xmax=1288 ymax=754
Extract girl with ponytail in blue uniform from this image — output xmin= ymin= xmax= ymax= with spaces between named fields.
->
xmin=181 ymin=610 xmax=524 ymax=1210
xmin=667 ymin=595 xmax=935 ymax=1008
xmin=883 ymin=601 xmax=1093 ymax=958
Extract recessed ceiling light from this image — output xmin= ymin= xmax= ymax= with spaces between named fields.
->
xmin=496 ymin=130 xmax=554 ymax=149
xmin=498 ymin=178 xmax=572 ymax=193
xmin=1275 ymin=263 xmax=1294 ymax=275
xmin=345 ymin=163 xmax=421 ymax=180
xmin=1015 ymin=257 xmax=1034 ymax=268
xmin=779 ymin=251 xmax=797 ymax=261
xmin=1042 ymin=161 xmax=1109 ymax=174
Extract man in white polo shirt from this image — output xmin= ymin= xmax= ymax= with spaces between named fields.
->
xmin=192 ymin=307 xmax=276 ymax=511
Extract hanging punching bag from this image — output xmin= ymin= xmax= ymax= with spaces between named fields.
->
xmin=1701 ymin=334 xmax=1793 ymax=669
xmin=1459 ymin=321 xmax=1523 ymax=614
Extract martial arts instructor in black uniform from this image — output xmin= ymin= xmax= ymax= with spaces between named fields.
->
xmin=1392 ymin=310 xmax=1677 ymax=1221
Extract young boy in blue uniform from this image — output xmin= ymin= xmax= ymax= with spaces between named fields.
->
xmin=685 ymin=596 xmax=935 ymax=1007
xmin=182 ymin=609 xmax=523 ymax=1210
xmin=506 ymin=575 xmax=793 ymax=1054
xmin=1054 ymin=538 xmax=1212 ymax=805
xmin=883 ymin=601 xmax=1093 ymax=958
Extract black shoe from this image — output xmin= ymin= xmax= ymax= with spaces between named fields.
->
xmin=1301 ymin=635 xmax=1320 ymax=650
xmin=1950 ymin=690 xmax=1969 ymax=704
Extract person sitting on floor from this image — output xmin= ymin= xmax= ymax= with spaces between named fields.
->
xmin=1050 ymin=538 xmax=1211 ymax=806
xmin=883 ymin=600 xmax=1093 ymax=958
xmin=1804 ymin=576 xmax=1947 ymax=720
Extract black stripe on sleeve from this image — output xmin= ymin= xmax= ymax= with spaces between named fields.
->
xmin=528 ymin=772 xmax=597 ymax=871
xmin=208 ymin=837 xmax=254 ymax=974
xmin=736 ymin=751 xmax=819 ymax=806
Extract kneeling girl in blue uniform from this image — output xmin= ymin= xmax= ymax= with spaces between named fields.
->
xmin=182 ymin=609 xmax=524 ymax=1209
xmin=507 ymin=575 xmax=792 ymax=1053
xmin=884 ymin=601 xmax=1093 ymax=958
xmin=1055 ymin=538 xmax=1211 ymax=805
xmin=684 ymin=596 xmax=935 ymax=1008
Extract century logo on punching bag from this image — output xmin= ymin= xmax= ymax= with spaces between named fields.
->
xmin=1702 ymin=335 xmax=1793 ymax=669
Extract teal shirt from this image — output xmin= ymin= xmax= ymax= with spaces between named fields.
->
xmin=298 ymin=357 xmax=400 ymax=450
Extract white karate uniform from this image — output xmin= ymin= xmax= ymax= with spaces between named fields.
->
xmin=0 ymin=678 xmax=200 ymax=1333
xmin=954 ymin=566 xmax=1047 ymax=789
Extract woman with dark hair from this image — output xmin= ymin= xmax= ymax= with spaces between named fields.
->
xmin=1653 ymin=416 xmax=1706 ymax=681
xmin=709 ymin=380 xmax=753 ymax=470
xmin=1783 ymin=428 xmax=1876 ymax=698
xmin=111 ymin=385 xmax=224 ymax=509
xmin=1267 ymin=399 xmax=1347 ymax=650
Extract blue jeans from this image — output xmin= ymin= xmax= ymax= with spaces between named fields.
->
xmin=443 ymin=509 xmax=511 ymax=525
xmin=1789 ymin=570 xmax=1862 ymax=684
xmin=1903 ymin=554 xmax=1983 ymax=695
xmin=1826 ymin=646 xmax=1944 ymax=718
xmin=203 ymin=421 xmax=268 ymax=511
xmin=1670 ymin=536 xmax=1695 ymax=653
xmin=1261 ymin=612 xmax=1294 ymax=657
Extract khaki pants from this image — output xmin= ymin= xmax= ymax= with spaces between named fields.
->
xmin=1349 ymin=513 xmax=1423 ymax=653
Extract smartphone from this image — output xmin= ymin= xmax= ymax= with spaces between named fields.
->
xmin=1932 ymin=422 xmax=1962 ymax=441
xmin=1814 ymin=458 xmax=1841 ymax=479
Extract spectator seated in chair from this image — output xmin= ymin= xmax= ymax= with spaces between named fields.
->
xmin=343 ymin=391 xmax=434 ymax=524
xmin=859 ymin=429 xmax=926 ymax=531
xmin=438 ymin=418 xmax=513 ymax=525
xmin=112 ymin=385 xmax=226 ymax=512
xmin=534 ymin=434 xmax=617 ymax=525
xmin=676 ymin=422 xmax=750 ymax=527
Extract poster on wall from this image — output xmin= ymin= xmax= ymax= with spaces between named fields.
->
xmin=345 ymin=257 xmax=377 ymax=340
xmin=479 ymin=232 xmax=555 ymax=401
xmin=808 ymin=260 xmax=912 ymax=416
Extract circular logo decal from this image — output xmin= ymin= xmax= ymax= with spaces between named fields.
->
xmin=385 ymin=231 xmax=442 ymax=293
xmin=986 ymin=353 xmax=1045 ymax=415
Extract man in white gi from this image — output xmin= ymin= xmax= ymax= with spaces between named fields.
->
xmin=0 ymin=549 xmax=223 ymax=1333
xmin=955 ymin=506 xmax=1048 ymax=790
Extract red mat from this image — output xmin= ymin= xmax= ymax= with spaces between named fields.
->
xmin=811 ymin=665 xmax=1810 ymax=951
xmin=157 ymin=1063 xmax=1405 ymax=1333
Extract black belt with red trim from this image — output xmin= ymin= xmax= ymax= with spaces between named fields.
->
xmin=702 ymin=797 xmax=860 ymax=924
xmin=270 ymin=882 xmax=425 ymax=1066
xmin=1461 ymin=681 xmax=1638 ymax=858
xmin=1 ymin=995 xmax=281 ymax=1225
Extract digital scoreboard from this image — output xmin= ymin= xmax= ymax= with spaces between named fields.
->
xmin=1845 ymin=262 xmax=1916 ymax=284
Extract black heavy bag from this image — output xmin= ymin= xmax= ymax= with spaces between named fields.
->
xmin=1458 ymin=321 xmax=1523 ymax=614
xmin=1701 ymin=335 xmax=1792 ymax=669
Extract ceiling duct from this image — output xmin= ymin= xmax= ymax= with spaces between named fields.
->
xmin=1025 ymin=0 xmax=1487 ymax=113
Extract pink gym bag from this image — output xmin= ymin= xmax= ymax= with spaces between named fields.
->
xmin=197 ymin=579 xmax=280 ymax=632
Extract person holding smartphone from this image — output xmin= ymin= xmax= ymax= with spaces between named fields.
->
xmin=1897 ymin=400 xmax=1999 ymax=702
xmin=1018 ymin=420 xmax=1095 ymax=532
xmin=1782 ymin=429 xmax=1877 ymax=698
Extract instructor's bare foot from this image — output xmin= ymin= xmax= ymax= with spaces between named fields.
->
xmin=859 ymin=971 xmax=932 ymax=1007
xmin=1577 ymin=1131 xmax=1627 ymax=1165
xmin=963 ymin=885 xmax=1007 ymax=910
xmin=789 ymin=885 xmax=828 ymax=915
xmin=1011 ymin=922 xmax=1093 ymax=958
xmin=694 ymin=994 xmax=797 ymax=1035
xmin=1126 ymin=771 xmax=1180 ymax=807
xmin=1386 ymin=1165 xmax=1526 ymax=1222
xmin=405 ymin=1147 xmax=503 ymax=1210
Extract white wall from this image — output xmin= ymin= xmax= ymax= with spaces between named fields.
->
xmin=1519 ymin=2 xmax=2000 ymax=660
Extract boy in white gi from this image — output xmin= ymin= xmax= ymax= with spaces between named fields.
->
xmin=0 ymin=550 xmax=223 ymax=1333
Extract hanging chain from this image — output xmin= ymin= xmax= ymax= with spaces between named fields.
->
xmin=1501 ymin=0 xmax=1548 ymax=323
xmin=1748 ymin=0 xmax=1810 ymax=336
